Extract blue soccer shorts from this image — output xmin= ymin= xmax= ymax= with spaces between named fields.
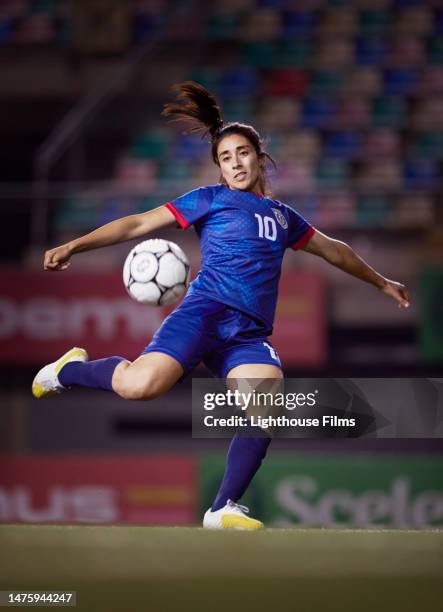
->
xmin=142 ymin=291 xmax=282 ymax=378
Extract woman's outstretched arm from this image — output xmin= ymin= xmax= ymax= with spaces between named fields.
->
xmin=302 ymin=229 xmax=410 ymax=308
xmin=44 ymin=205 xmax=177 ymax=271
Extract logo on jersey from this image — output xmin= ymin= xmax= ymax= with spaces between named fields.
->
xmin=271 ymin=208 xmax=288 ymax=230
xmin=263 ymin=342 xmax=280 ymax=363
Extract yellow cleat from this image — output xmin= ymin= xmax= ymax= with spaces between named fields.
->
xmin=203 ymin=500 xmax=264 ymax=530
xmin=32 ymin=347 xmax=88 ymax=398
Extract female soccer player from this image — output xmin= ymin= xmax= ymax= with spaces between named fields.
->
xmin=33 ymin=82 xmax=410 ymax=530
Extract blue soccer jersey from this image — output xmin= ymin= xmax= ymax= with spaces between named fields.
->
xmin=165 ymin=184 xmax=315 ymax=330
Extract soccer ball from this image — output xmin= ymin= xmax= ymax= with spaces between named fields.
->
xmin=123 ymin=239 xmax=190 ymax=306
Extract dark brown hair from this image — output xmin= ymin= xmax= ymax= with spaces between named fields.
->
xmin=162 ymin=81 xmax=276 ymax=195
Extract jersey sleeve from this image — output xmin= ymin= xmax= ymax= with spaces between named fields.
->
xmin=164 ymin=186 xmax=214 ymax=230
xmin=286 ymin=206 xmax=315 ymax=251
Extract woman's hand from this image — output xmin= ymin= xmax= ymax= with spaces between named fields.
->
xmin=380 ymin=279 xmax=410 ymax=308
xmin=44 ymin=243 xmax=73 ymax=271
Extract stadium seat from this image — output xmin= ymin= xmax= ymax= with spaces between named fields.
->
xmin=324 ymin=132 xmax=362 ymax=160
xmin=241 ymin=41 xmax=280 ymax=68
xmin=278 ymin=40 xmax=313 ymax=67
xmin=356 ymin=194 xmax=391 ymax=228
xmin=428 ymin=37 xmax=443 ymax=65
xmin=131 ymin=132 xmax=170 ymax=160
xmin=317 ymin=193 xmax=356 ymax=230
xmin=388 ymin=39 xmax=425 ymax=68
xmin=315 ymin=158 xmax=350 ymax=190
xmin=309 ymin=70 xmax=344 ymax=96
xmin=403 ymin=158 xmax=439 ymax=190
xmin=187 ymin=68 xmax=220 ymax=93
xmin=355 ymin=37 xmax=388 ymax=65
xmin=281 ymin=10 xmax=317 ymax=38
xmin=362 ymin=129 xmax=400 ymax=159
xmin=383 ymin=69 xmax=419 ymax=96
xmin=267 ymin=69 xmax=310 ymax=97
xmin=301 ymin=97 xmax=337 ymax=128
xmin=222 ymin=98 xmax=256 ymax=122
xmin=318 ymin=7 xmax=357 ymax=37
xmin=435 ymin=10 xmax=443 ymax=35
xmin=372 ymin=96 xmax=407 ymax=128
xmin=206 ymin=13 xmax=240 ymax=40
xmin=220 ymin=68 xmax=258 ymax=98
xmin=359 ymin=10 xmax=391 ymax=37
xmin=174 ymin=136 xmax=209 ymax=162
xmin=393 ymin=6 xmax=433 ymax=36
xmin=335 ymin=98 xmax=371 ymax=130
xmin=413 ymin=132 xmax=443 ymax=159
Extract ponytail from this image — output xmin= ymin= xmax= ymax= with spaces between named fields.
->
xmin=162 ymin=81 xmax=224 ymax=139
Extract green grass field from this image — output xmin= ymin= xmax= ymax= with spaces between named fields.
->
xmin=1 ymin=525 xmax=442 ymax=612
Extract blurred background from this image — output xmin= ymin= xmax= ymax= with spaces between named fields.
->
xmin=0 ymin=0 xmax=442 ymax=528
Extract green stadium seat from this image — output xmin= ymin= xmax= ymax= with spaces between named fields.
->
xmin=309 ymin=70 xmax=344 ymax=96
xmin=372 ymin=96 xmax=407 ymax=128
xmin=187 ymin=69 xmax=220 ymax=92
xmin=159 ymin=161 xmax=192 ymax=182
xmin=206 ymin=14 xmax=240 ymax=40
xmin=131 ymin=132 xmax=170 ymax=160
xmin=359 ymin=10 xmax=391 ymax=36
xmin=315 ymin=158 xmax=350 ymax=190
xmin=278 ymin=41 xmax=313 ymax=68
xmin=223 ymin=98 xmax=256 ymax=122
xmin=428 ymin=37 xmax=443 ymax=65
xmin=413 ymin=132 xmax=443 ymax=159
xmin=241 ymin=42 xmax=280 ymax=68
xmin=356 ymin=195 xmax=391 ymax=228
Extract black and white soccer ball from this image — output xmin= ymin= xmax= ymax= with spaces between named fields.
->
xmin=123 ymin=239 xmax=190 ymax=306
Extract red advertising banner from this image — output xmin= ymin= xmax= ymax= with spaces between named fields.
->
xmin=0 ymin=268 xmax=325 ymax=366
xmin=0 ymin=456 xmax=197 ymax=525
xmin=0 ymin=269 xmax=165 ymax=363
xmin=274 ymin=272 xmax=325 ymax=366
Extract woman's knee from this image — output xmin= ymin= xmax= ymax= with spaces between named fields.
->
xmin=111 ymin=353 xmax=182 ymax=400
xmin=112 ymin=369 xmax=159 ymax=400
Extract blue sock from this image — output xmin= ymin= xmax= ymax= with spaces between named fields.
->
xmin=58 ymin=356 xmax=125 ymax=391
xmin=211 ymin=423 xmax=271 ymax=512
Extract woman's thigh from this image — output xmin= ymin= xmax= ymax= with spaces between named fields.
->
xmin=226 ymin=363 xmax=283 ymax=379
xmin=226 ymin=363 xmax=284 ymax=428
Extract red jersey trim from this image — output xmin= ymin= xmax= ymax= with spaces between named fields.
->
xmin=164 ymin=202 xmax=190 ymax=230
xmin=291 ymin=226 xmax=315 ymax=251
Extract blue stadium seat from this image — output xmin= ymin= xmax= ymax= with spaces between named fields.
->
xmin=175 ymin=135 xmax=209 ymax=162
xmin=133 ymin=11 xmax=165 ymax=43
xmin=281 ymin=11 xmax=317 ymax=38
xmin=219 ymin=68 xmax=258 ymax=98
xmin=356 ymin=37 xmax=388 ymax=65
xmin=0 ymin=17 xmax=15 ymax=43
xmin=383 ymin=69 xmax=419 ymax=96
xmin=403 ymin=158 xmax=439 ymax=190
xmin=393 ymin=0 xmax=425 ymax=6
xmin=301 ymin=97 xmax=337 ymax=129
xmin=324 ymin=132 xmax=362 ymax=160
xmin=435 ymin=10 xmax=443 ymax=35
xmin=257 ymin=0 xmax=284 ymax=7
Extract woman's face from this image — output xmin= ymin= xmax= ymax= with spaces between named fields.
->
xmin=217 ymin=133 xmax=263 ymax=194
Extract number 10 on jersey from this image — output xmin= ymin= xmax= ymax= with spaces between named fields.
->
xmin=255 ymin=213 xmax=277 ymax=241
